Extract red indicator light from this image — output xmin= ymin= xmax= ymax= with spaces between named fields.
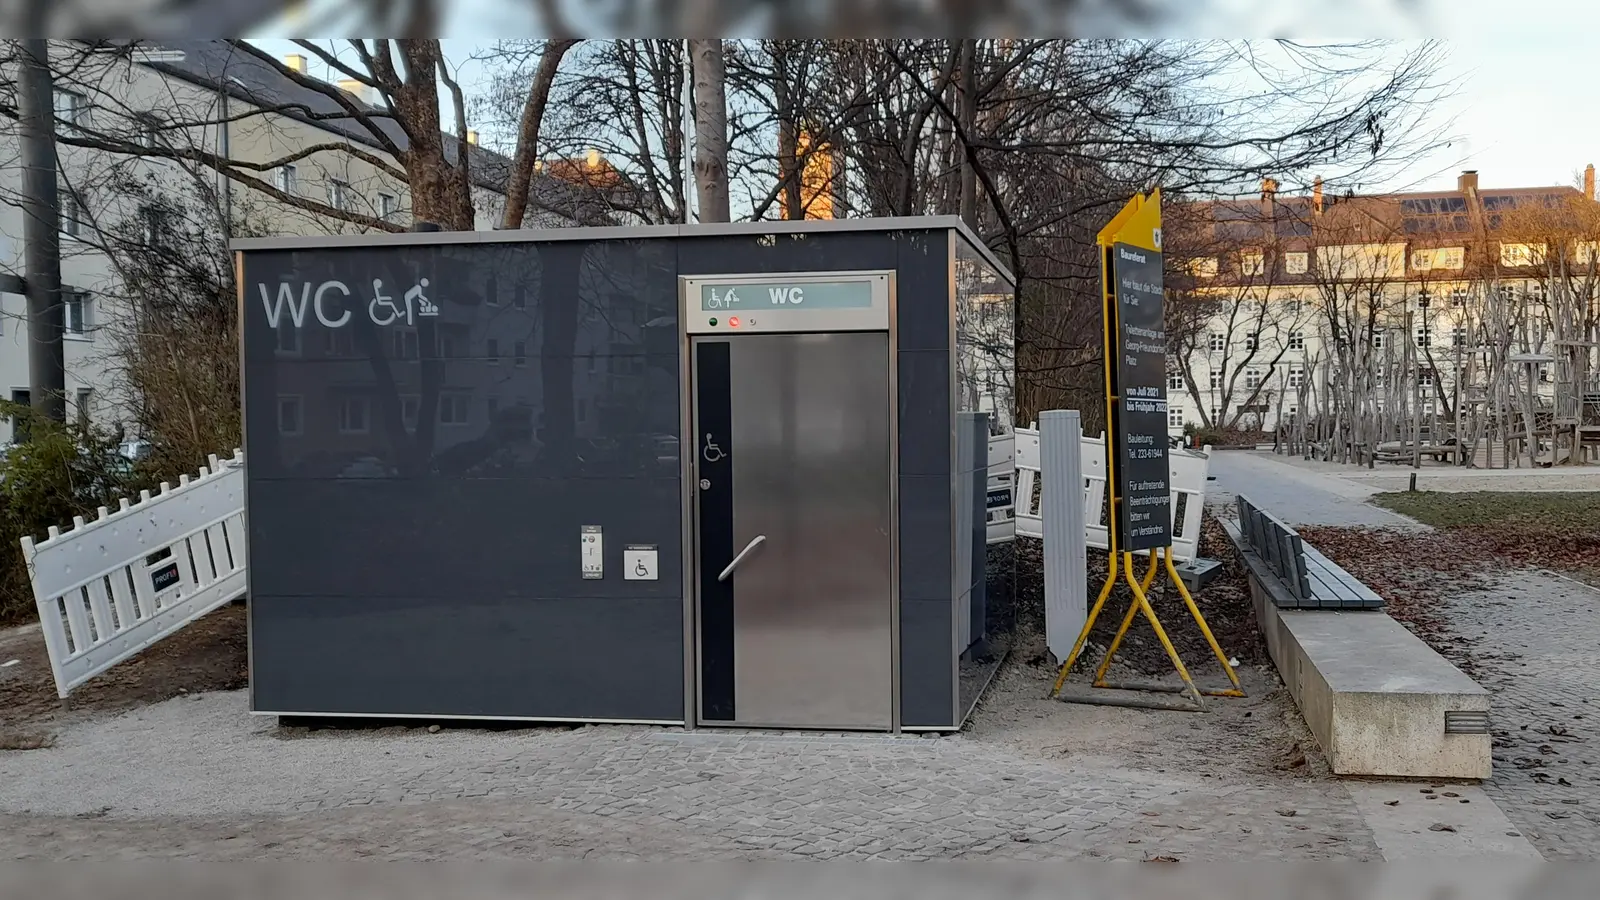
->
xmin=728 ymin=316 xmax=741 ymax=328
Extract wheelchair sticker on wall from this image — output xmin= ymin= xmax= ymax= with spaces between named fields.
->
xmin=256 ymin=277 xmax=439 ymax=331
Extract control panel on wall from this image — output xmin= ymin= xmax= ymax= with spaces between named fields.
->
xmin=580 ymin=527 xmax=658 ymax=581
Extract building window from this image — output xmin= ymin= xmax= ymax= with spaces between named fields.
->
xmin=133 ymin=112 xmax=161 ymax=149
xmin=1287 ymin=331 xmax=1304 ymax=351
xmin=1528 ymin=282 xmax=1548 ymax=303
xmin=1284 ymin=252 xmax=1309 ymax=275
xmin=1244 ymin=332 xmax=1259 ymax=351
xmin=1372 ymin=333 xmax=1385 ymax=350
xmin=324 ymin=328 xmax=355 ymax=357
xmin=1450 ymin=288 xmax=1468 ymax=308
xmin=513 ymin=341 xmax=527 ymax=367
xmin=486 ymin=337 xmax=500 ymax=364
xmin=1188 ymin=257 xmax=1218 ymax=279
xmin=1207 ymin=333 xmax=1225 ymax=353
xmin=438 ymin=393 xmax=471 ymax=426
xmin=1498 ymin=283 xmax=1517 ymax=303
xmin=391 ymin=329 xmax=418 ymax=359
xmin=1209 ymin=371 xmax=1223 ymax=389
xmin=1499 ymin=242 xmax=1545 ymax=268
xmin=63 ymin=289 xmax=91 ymax=337
xmin=74 ymin=387 xmax=94 ymax=430
xmin=401 ymin=396 xmax=420 ymax=430
xmin=1452 ymin=326 xmax=1467 ymax=348
xmin=138 ymin=204 xmax=170 ymax=249
xmin=338 ymin=397 xmax=370 ymax=434
xmin=512 ymin=286 xmax=526 ymax=309
xmin=1240 ymin=250 xmax=1265 ymax=277
xmin=1416 ymin=326 xmax=1431 ymax=349
xmin=1287 ymin=367 xmax=1305 ymax=389
xmin=53 ymin=89 xmax=85 ymax=133
xmin=276 ymin=164 xmax=298 ymax=194
xmin=1244 ymin=369 xmax=1262 ymax=390
xmin=436 ymin=328 xmax=463 ymax=358
xmin=60 ymin=188 xmax=83 ymax=238
xmin=1167 ymin=405 xmax=1185 ymax=428
xmin=1418 ymin=368 xmax=1436 ymax=388
xmin=378 ymin=192 xmax=397 ymax=221
xmin=277 ymin=396 xmax=302 ymax=435
xmin=1284 ymin=296 xmax=1303 ymax=314
xmin=328 ymin=178 xmax=352 ymax=211
xmin=1167 ymin=373 xmax=1185 ymax=391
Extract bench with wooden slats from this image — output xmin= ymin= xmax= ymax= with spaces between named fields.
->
xmin=1234 ymin=494 xmax=1384 ymax=611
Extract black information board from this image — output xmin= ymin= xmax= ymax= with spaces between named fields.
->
xmin=1110 ymin=242 xmax=1172 ymax=551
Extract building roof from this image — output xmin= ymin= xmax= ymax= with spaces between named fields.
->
xmin=1182 ymin=179 xmax=1587 ymax=249
xmin=1171 ymin=174 xmax=1594 ymax=284
xmin=134 ymin=40 xmax=626 ymax=226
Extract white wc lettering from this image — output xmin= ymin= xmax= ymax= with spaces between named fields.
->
xmin=768 ymin=286 xmax=805 ymax=305
xmin=258 ymin=278 xmax=434 ymax=330
xmin=259 ymin=282 xmax=311 ymax=328
xmin=313 ymin=280 xmax=351 ymax=328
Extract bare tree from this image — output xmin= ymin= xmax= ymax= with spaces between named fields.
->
xmin=689 ymin=39 xmax=731 ymax=223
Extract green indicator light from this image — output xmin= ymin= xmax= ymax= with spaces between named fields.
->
xmin=709 ymin=317 xmax=718 ymax=326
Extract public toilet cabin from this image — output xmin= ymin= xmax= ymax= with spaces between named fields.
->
xmin=234 ymin=217 xmax=1016 ymax=732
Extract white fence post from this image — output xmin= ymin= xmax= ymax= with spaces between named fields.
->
xmin=1040 ymin=410 xmax=1088 ymax=666
xmin=19 ymin=449 xmax=248 ymax=698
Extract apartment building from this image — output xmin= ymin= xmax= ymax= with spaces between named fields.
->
xmin=1 ymin=40 xmax=635 ymax=447
xmin=1165 ymin=169 xmax=1600 ymax=438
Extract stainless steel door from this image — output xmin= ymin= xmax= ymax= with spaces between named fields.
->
xmin=693 ymin=332 xmax=894 ymax=730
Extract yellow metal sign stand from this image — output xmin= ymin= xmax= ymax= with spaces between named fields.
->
xmin=1048 ymin=190 xmax=1244 ymax=709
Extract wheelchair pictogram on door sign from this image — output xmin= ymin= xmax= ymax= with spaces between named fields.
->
xmin=702 ymin=434 xmax=725 ymax=463
xmin=624 ymin=545 xmax=658 ymax=581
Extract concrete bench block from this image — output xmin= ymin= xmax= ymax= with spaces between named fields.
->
xmin=1222 ymin=520 xmax=1492 ymax=780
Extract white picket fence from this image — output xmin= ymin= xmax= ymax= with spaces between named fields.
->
xmin=19 ymin=450 xmax=247 ymax=699
xmin=990 ymin=428 xmax=1212 ymax=562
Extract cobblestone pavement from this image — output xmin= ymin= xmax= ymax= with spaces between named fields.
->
xmin=1444 ymin=570 xmax=1600 ymax=859
xmin=1205 ymin=452 xmax=1424 ymax=529
xmin=0 ymin=691 xmax=1388 ymax=860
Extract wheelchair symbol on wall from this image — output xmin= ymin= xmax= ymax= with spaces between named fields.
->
xmin=369 ymin=278 xmax=440 ymax=326
xmin=702 ymin=434 xmax=725 ymax=463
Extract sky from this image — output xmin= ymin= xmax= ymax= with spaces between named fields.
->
xmin=245 ymin=28 xmax=1598 ymax=199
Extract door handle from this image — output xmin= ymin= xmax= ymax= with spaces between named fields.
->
xmin=718 ymin=534 xmax=767 ymax=582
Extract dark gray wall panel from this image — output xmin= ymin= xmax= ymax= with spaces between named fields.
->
xmin=899 ymin=598 xmax=955 ymax=728
xmin=674 ymin=231 xmax=901 ymax=281
xmin=243 ymin=357 xmax=679 ymax=480
xmin=898 ymin=474 xmax=953 ymax=602
xmin=897 ymin=350 xmax=952 ymax=477
xmin=249 ymin=594 xmax=684 ymax=720
xmin=246 ymin=477 xmax=681 ymax=601
xmin=896 ymin=231 xmax=953 ymax=352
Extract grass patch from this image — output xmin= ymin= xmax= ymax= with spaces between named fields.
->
xmin=1370 ymin=491 xmax=1600 ymax=531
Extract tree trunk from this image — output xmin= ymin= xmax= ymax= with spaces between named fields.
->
xmin=689 ymin=39 xmax=731 ymax=223
xmin=394 ymin=40 xmax=474 ymax=231
xmin=502 ymin=39 xmax=579 ymax=230
xmin=957 ymin=39 xmax=979 ymax=230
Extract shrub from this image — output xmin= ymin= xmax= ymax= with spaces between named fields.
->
xmin=0 ymin=402 xmax=147 ymax=624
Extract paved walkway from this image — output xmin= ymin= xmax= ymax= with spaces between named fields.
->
xmin=1209 ymin=450 xmax=1600 ymax=859
xmin=1444 ymin=570 xmax=1600 ymax=860
xmin=0 ymin=687 xmax=1545 ymax=860
xmin=1206 ymin=451 xmax=1423 ymax=529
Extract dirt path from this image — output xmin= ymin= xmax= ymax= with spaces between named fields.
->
xmin=0 ymin=604 xmax=246 ymax=749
